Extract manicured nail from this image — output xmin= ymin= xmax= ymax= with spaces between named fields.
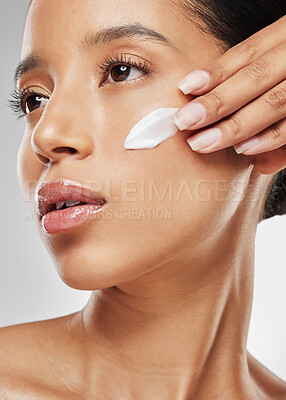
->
xmin=177 ymin=70 xmax=210 ymax=95
xmin=186 ymin=128 xmax=221 ymax=151
xmin=172 ymin=103 xmax=206 ymax=130
xmin=233 ymin=137 xmax=260 ymax=154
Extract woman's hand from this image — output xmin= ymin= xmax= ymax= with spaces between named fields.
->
xmin=172 ymin=16 xmax=286 ymax=175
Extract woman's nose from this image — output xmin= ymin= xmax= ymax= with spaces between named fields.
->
xmin=31 ymin=93 xmax=95 ymax=165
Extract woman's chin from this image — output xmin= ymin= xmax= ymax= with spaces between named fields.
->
xmin=50 ymin=248 xmax=157 ymax=291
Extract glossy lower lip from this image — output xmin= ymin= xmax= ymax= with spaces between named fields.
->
xmin=42 ymin=203 xmax=106 ymax=234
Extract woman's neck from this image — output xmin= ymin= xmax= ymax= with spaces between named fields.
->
xmin=78 ymin=217 xmax=259 ymax=399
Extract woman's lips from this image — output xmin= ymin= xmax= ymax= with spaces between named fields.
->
xmin=41 ymin=203 xmax=106 ymax=234
xmin=36 ymin=179 xmax=107 ymax=234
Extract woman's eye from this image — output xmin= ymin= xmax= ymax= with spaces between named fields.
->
xmin=24 ymin=94 xmax=49 ymax=115
xmin=104 ymin=64 xmax=146 ymax=85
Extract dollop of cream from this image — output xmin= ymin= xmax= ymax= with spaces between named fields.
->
xmin=124 ymin=107 xmax=180 ymax=149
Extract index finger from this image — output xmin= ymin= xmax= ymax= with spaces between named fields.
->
xmin=177 ymin=15 xmax=286 ymax=95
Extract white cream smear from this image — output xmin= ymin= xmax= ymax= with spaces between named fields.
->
xmin=124 ymin=107 xmax=180 ymax=149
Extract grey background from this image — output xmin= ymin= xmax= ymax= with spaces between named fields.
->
xmin=0 ymin=1 xmax=285 ymax=381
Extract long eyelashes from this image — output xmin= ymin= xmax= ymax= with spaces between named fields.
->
xmin=8 ymin=53 xmax=151 ymax=120
xmin=97 ymin=53 xmax=150 ymax=78
xmin=7 ymin=88 xmax=41 ymax=120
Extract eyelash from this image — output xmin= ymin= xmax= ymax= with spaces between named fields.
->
xmin=8 ymin=53 xmax=151 ymax=120
xmin=98 ymin=53 xmax=150 ymax=81
xmin=8 ymin=88 xmax=45 ymax=121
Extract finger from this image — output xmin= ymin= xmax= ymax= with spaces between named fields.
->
xmin=252 ymin=146 xmax=286 ymax=175
xmin=185 ymin=80 xmax=286 ymax=152
xmin=173 ymin=41 xmax=286 ymax=131
xmin=234 ymin=118 xmax=286 ymax=155
xmin=177 ymin=15 xmax=286 ymax=95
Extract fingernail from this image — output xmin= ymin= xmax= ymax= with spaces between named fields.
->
xmin=177 ymin=70 xmax=210 ymax=94
xmin=186 ymin=128 xmax=221 ymax=151
xmin=172 ymin=103 xmax=206 ymax=130
xmin=233 ymin=137 xmax=260 ymax=154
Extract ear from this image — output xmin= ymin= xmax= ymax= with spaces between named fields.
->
xmin=252 ymin=147 xmax=286 ymax=175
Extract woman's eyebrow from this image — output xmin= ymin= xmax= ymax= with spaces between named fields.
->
xmin=13 ymin=23 xmax=181 ymax=87
xmin=14 ymin=54 xmax=45 ymax=88
xmin=79 ymin=23 xmax=181 ymax=52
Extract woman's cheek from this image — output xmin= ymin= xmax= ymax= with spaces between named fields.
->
xmin=97 ymin=80 xmax=192 ymax=157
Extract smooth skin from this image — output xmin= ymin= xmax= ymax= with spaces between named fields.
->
xmin=1 ymin=0 xmax=286 ymax=399
xmin=172 ymin=16 xmax=286 ymax=175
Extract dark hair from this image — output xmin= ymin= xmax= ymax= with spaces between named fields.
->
xmin=263 ymin=169 xmax=286 ymax=219
xmin=178 ymin=0 xmax=286 ymax=221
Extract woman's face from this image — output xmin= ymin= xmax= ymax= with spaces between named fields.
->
xmin=18 ymin=0 xmax=252 ymax=289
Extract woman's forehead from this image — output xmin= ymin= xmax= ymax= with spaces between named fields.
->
xmin=23 ymin=0 xmax=193 ymax=52
xmin=26 ymin=0 xmax=181 ymax=28
xmin=19 ymin=0 xmax=221 ymax=87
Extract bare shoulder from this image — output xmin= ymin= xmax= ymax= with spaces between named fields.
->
xmin=248 ymin=351 xmax=286 ymax=399
xmin=0 ymin=312 xmax=80 ymax=365
xmin=0 ymin=312 xmax=83 ymax=399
